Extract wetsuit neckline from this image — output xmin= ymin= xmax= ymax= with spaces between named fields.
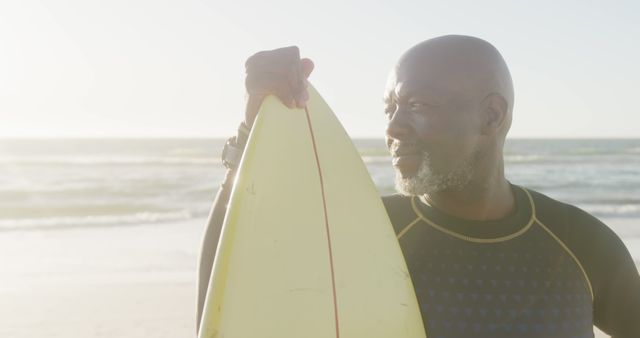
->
xmin=411 ymin=184 xmax=535 ymax=242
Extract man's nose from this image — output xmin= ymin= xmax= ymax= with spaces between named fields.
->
xmin=385 ymin=108 xmax=412 ymax=141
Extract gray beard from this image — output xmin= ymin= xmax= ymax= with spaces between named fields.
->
xmin=395 ymin=151 xmax=477 ymax=196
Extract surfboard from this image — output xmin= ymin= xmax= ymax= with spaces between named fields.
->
xmin=198 ymin=85 xmax=426 ymax=338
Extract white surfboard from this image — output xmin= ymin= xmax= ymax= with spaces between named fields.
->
xmin=198 ymin=85 xmax=425 ymax=338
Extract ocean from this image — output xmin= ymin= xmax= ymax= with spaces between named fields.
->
xmin=1 ymin=138 xmax=638 ymax=238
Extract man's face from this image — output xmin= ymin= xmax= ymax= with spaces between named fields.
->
xmin=384 ymin=59 xmax=484 ymax=196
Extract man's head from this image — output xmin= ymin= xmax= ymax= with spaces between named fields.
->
xmin=384 ymin=35 xmax=514 ymax=196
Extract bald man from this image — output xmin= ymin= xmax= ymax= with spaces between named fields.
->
xmin=198 ymin=36 xmax=640 ymax=337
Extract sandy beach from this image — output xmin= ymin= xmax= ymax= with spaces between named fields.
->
xmin=0 ymin=220 xmax=201 ymax=338
xmin=0 ymin=218 xmax=632 ymax=337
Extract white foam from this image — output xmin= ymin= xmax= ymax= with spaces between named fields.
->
xmin=0 ymin=155 xmax=218 ymax=165
xmin=0 ymin=210 xmax=193 ymax=231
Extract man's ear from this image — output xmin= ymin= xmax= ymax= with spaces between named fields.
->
xmin=481 ymin=94 xmax=508 ymax=136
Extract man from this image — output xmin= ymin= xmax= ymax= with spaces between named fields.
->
xmin=198 ymin=36 xmax=640 ymax=337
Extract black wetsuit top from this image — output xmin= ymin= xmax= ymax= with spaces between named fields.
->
xmin=383 ymin=185 xmax=640 ymax=338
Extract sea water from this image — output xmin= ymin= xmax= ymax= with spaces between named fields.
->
xmin=1 ymin=138 xmax=638 ymax=259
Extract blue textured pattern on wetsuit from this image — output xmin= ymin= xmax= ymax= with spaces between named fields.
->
xmin=399 ymin=221 xmax=594 ymax=338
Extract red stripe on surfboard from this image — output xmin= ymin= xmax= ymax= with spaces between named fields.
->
xmin=304 ymin=106 xmax=340 ymax=338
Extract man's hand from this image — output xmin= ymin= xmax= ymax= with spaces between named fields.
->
xmin=243 ymin=46 xmax=314 ymax=128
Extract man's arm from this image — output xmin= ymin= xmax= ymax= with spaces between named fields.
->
xmin=196 ymin=169 xmax=235 ymax=331
xmin=529 ymin=190 xmax=640 ymax=337
xmin=589 ymin=222 xmax=640 ymax=338
xmin=561 ymin=205 xmax=640 ymax=337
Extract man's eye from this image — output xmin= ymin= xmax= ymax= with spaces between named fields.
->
xmin=410 ymin=102 xmax=427 ymax=110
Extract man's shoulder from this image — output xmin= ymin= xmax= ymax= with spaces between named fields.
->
xmin=381 ymin=193 xmax=410 ymax=206
xmin=381 ymin=194 xmax=419 ymax=233
xmin=521 ymin=185 xmax=603 ymax=229
xmin=519 ymin=185 xmax=626 ymax=258
xmin=381 ymin=193 xmax=413 ymax=214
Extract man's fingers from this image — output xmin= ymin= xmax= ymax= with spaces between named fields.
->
xmin=276 ymin=89 xmax=297 ymax=109
xmin=246 ymin=72 xmax=290 ymax=96
xmin=244 ymin=47 xmax=313 ymax=109
xmin=289 ymin=58 xmax=314 ymax=108
xmin=245 ymin=46 xmax=300 ymax=74
xmin=301 ymin=58 xmax=314 ymax=79
xmin=294 ymin=59 xmax=314 ymax=107
xmin=295 ymin=87 xmax=309 ymax=108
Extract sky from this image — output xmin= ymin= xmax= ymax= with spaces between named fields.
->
xmin=0 ymin=0 xmax=639 ymax=138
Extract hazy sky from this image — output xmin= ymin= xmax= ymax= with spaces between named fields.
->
xmin=1 ymin=0 xmax=639 ymax=138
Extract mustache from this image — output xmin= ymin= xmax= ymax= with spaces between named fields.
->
xmin=389 ymin=140 xmax=426 ymax=157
